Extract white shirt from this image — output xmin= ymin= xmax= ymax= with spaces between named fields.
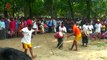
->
xmin=21 ymin=27 xmax=35 ymax=44
xmin=33 ymin=22 xmax=37 ymax=29
xmin=59 ymin=26 xmax=67 ymax=32
xmin=82 ymin=24 xmax=89 ymax=31
xmin=95 ymin=23 xmax=102 ymax=33
xmin=88 ymin=24 xmax=93 ymax=34
xmin=88 ymin=25 xmax=93 ymax=30
xmin=82 ymin=24 xmax=89 ymax=35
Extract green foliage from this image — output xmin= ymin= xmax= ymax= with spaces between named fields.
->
xmin=1 ymin=0 xmax=107 ymax=18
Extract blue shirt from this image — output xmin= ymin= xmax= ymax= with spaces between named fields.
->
xmin=1 ymin=21 xmax=5 ymax=29
xmin=48 ymin=20 xmax=53 ymax=26
xmin=16 ymin=21 xmax=19 ymax=30
xmin=0 ymin=21 xmax=2 ymax=30
xmin=0 ymin=20 xmax=5 ymax=30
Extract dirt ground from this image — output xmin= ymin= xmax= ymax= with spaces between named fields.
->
xmin=0 ymin=33 xmax=107 ymax=60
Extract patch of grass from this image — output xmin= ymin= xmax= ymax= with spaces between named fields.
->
xmin=100 ymin=57 xmax=107 ymax=60
xmin=93 ymin=42 xmax=106 ymax=47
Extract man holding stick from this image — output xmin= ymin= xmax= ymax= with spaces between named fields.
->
xmin=67 ymin=22 xmax=81 ymax=51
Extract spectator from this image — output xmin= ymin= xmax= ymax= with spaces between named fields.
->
xmin=0 ymin=18 xmax=6 ymax=39
xmin=48 ymin=19 xmax=53 ymax=33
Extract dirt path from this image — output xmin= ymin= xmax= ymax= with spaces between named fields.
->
xmin=0 ymin=33 xmax=107 ymax=60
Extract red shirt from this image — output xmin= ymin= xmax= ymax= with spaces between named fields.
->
xmin=9 ymin=20 xmax=16 ymax=31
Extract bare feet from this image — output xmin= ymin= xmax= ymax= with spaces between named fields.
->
xmin=69 ymin=48 xmax=72 ymax=50
xmin=32 ymin=55 xmax=37 ymax=59
xmin=74 ymin=49 xmax=78 ymax=51
xmin=85 ymin=45 xmax=88 ymax=47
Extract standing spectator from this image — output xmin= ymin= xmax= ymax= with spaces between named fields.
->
xmin=48 ymin=19 xmax=53 ymax=33
xmin=4 ymin=18 xmax=10 ymax=38
xmin=44 ymin=21 xmax=48 ymax=33
xmin=9 ymin=18 xmax=16 ymax=37
xmin=10 ymin=18 xmax=16 ymax=32
xmin=0 ymin=18 xmax=4 ymax=39
xmin=95 ymin=20 xmax=102 ymax=38
xmin=57 ymin=19 xmax=63 ymax=26
xmin=100 ymin=22 xmax=106 ymax=39
xmin=23 ymin=18 xmax=27 ymax=27
xmin=88 ymin=23 xmax=94 ymax=35
xmin=45 ymin=19 xmax=49 ymax=32
xmin=56 ymin=22 xmax=60 ymax=32
xmin=82 ymin=23 xmax=89 ymax=46
xmin=15 ymin=18 xmax=20 ymax=37
xmin=18 ymin=19 xmax=24 ymax=37
xmin=40 ymin=19 xmax=44 ymax=33
xmin=65 ymin=20 xmax=71 ymax=33
xmin=53 ymin=18 xmax=57 ymax=33
xmin=32 ymin=18 xmax=38 ymax=35
xmin=82 ymin=23 xmax=89 ymax=35
xmin=1 ymin=18 xmax=6 ymax=39
xmin=4 ymin=18 xmax=10 ymax=30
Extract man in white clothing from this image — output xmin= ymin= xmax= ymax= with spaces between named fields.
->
xmin=53 ymin=18 xmax=57 ymax=33
xmin=95 ymin=21 xmax=102 ymax=34
xmin=20 ymin=25 xmax=37 ymax=58
xmin=88 ymin=23 xmax=94 ymax=34
xmin=56 ymin=22 xmax=67 ymax=49
xmin=82 ymin=23 xmax=89 ymax=35
xmin=32 ymin=18 xmax=38 ymax=35
xmin=94 ymin=20 xmax=102 ymax=38
xmin=59 ymin=24 xmax=67 ymax=33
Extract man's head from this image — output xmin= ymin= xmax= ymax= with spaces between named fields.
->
xmin=61 ymin=22 xmax=64 ymax=27
xmin=0 ymin=48 xmax=32 ymax=60
xmin=28 ymin=25 xmax=32 ymax=30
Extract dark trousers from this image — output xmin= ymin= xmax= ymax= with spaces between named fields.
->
xmin=0 ymin=29 xmax=6 ymax=40
xmin=82 ymin=36 xmax=88 ymax=45
xmin=57 ymin=38 xmax=63 ymax=49
xmin=0 ymin=30 xmax=2 ymax=39
xmin=48 ymin=26 xmax=52 ymax=33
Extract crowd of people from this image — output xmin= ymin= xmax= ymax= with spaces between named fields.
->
xmin=0 ymin=17 xmax=107 ymax=40
xmin=0 ymin=16 xmax=107 ymax=59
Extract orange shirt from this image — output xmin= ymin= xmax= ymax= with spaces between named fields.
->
xmin=72 ymin=24 xmax=81 ymax=35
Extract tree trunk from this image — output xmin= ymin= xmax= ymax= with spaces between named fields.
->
xmin=24 ymin=0 xmax=30 ymax=18
xmin=86 ymin=0 xmax=91 ymax=20
xmin=4 ymin=1 xmax=8 ymax=18
xmin=51 ymin=0 xmax=54 ymax=18
xmin=68 ymin=0 xmax=74 ymax=19
xmin=12 ymin=5 xmax=15 ymax=17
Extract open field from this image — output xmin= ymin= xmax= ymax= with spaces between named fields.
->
xmin=0 ymin=33 xmax=107 ymax=60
